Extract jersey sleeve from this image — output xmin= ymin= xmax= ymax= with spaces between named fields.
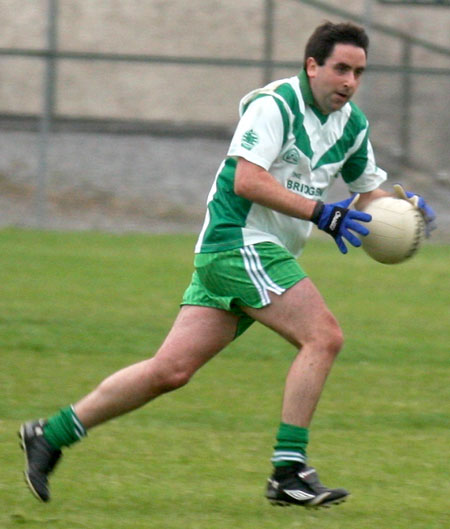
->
xmin=341 ymin=129 xmax=387 ymax=193
xmin=227 ymin=96 xmax=284 ymax=170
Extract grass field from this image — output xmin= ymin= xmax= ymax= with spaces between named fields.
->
xmin=0 ymin=228 xmax=448 ymax=529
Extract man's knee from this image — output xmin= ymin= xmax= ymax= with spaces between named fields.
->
xmin=314 ymin=315 xmax=344 ymax=356
xmin=163 ymin=368 xmax=193 ymax=391
xmin=326 ymin=321 xmax=344 ymax=355
xmin=148 ymin=360 xmax=194 ymax=393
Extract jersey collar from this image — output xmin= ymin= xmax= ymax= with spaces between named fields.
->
xmin=299 ymin=69 xmax=329 ymax=124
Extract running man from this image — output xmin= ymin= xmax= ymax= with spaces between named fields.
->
xmin=19 ymin=21 xmax=435 ymax=508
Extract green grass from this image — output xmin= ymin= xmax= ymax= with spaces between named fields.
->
xmin=0 ymin=228 xmax=448 ymax=529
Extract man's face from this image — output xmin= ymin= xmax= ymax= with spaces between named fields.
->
xmin=306 ymin=43 xmax=366 ymax=115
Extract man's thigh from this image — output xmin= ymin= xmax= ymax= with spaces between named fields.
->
xmin=153 ymin=305 xmax=239 ymax=374
xmin=242 ymin=278 xmax=340 ymax=348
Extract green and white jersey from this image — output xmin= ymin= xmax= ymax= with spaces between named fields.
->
xmin=195 ymin=70 xmax=387 ymax=257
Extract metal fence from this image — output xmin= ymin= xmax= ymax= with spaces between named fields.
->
xmin=0 ymin=0 xmax=449 ymax=231
xmin=379 ymin=1 xmax=450 ymax=5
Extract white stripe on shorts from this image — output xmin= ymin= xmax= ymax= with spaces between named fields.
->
xmin=240 ymin=245 xmax=286 ymax=306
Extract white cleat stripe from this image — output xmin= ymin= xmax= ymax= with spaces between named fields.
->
xmin=284 ymin=489 xmax=315 ymax=501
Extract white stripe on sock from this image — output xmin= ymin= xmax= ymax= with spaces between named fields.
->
xmin=271 ymin=451 xmax=307 ymax=463
xmin=70 ymin=405 xmax=87 ymax=438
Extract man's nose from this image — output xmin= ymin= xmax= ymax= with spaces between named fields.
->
xmin=343 ymin=71 xmax=358 ymax=88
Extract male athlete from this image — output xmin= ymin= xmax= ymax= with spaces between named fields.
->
xmin=19 ymin=22 xmax=435 ymax=508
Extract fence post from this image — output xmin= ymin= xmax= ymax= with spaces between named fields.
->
xmin=262 ymin=0 xmax=275 ymax=85
xmin=361 ymin=0 xmax=374 ymax=111
xmin=400 ymin=37 xmax=413 ymax=166
xmin=35 ymin=0 xmax=58 ymax=227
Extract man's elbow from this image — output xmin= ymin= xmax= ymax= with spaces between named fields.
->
xmin=234 ymin=173 xmax=251 ymax=198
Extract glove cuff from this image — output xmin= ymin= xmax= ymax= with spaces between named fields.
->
xmin=321 ymin=206 xmax=348 ymax=236
xmin=310 ymin=200 xmax=325 ymax=225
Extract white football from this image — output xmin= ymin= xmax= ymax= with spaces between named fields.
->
xmin=361 ymin=197 xmax=425 ymax=264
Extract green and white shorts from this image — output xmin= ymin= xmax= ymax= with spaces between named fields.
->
xmin=181 ymin=242 xmax=307 ymax=337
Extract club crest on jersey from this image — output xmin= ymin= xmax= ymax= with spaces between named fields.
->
xmin=241 ymin=129 xmax=259 ymax=150
xmin=283 ymin=148 xmax=300 ymax=164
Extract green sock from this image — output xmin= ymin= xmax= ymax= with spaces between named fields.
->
xmin=43 ymin=405 xmax=87 ymax=449
xmin=271 ymin=422 xmax=309 ymax=467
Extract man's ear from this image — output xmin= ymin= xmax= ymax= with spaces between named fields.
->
xmin=305 ymin=57 xmax=318 ymax=79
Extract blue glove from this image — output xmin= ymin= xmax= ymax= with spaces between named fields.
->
xmin=393 ymin=184 xmax=436 ymax=238
xmin=311 ymin=194 xmax=372 ymax=254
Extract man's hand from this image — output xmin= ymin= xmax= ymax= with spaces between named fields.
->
xmin=311 ymin=194 xmax=372 ymax=254
xmin=393 ymin=184 xmax=436 ymax=238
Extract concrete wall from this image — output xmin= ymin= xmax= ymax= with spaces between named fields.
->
xmin=0 ymin=0 xmax=449 ymax=123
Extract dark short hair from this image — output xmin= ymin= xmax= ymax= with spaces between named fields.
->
xmin=304 ymin=21 xmax=369 ymax=66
